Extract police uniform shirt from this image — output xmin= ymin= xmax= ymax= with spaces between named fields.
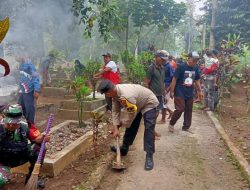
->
xmin=112 ymin=84 xmax=159 ymax=128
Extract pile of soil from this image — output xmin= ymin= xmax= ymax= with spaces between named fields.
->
xmin=219 ymin=82 xmax=250 ymax=163
xmin=5 ymin=92 xmax=115 ymax=189
xmin=8 ymin=128 xmax=113 ymax=190
xmin=46 ymin=122 xmax=93 ymax=158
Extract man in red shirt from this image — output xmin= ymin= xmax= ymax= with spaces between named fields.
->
xmin=94 ymin=53 xmax=120 ymax=112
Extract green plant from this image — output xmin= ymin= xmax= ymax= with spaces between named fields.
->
xmin=216 ymin=34 xmax=243 ymax=112
xmin=127 ymin=60 xmax=146 ymax=84
xmin=236 ymin=45 xmax=250 ymax=113
xmin=111 ymin=54 xmax=119 ymax=63
xmin=225 ymin=33 xmax=241 ymax=49
xmin=139 ymin=51 xmax=154 ymax=63
xmin=84 ymin=60 xmax=102 ymax=99
xmin=139 ymin=51 xmax=154 ymax=70
xmin=48 ymin=49 xmax=66 ymax=60
xmin=70 ymin=76 xmax=91 ymax=127
xmin=121 ymin=50 xmax=134 ymax=66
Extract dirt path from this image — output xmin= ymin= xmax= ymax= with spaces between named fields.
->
xmin=98 ymin=110 xmax=249 ymax=190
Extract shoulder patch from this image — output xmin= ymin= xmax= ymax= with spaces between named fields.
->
xmin=119 ymin=97 xmax=137 ymax=113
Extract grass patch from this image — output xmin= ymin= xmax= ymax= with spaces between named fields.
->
xmin=226 ymin=149 xmax=250 ymax=188
xmin=193 ymin=103 xmax=204 ymax=111
xmin=74 ymin=184 xmax=86 ymax=190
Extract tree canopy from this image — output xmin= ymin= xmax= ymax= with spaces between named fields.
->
xmin=204 ymin=0 xmax=250 ymax=47
xmin=72 ymin=0 xmax=186 ymax=42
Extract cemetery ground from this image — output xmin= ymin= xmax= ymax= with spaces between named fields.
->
xmin=7 ymin=81 xmax=250 ymax=190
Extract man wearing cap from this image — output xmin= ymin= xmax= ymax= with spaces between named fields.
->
xmin=160 ymin=51 xmax=175 ymax=123
xmin=168 ymin=52 xmax=203 ymax=132
xmin=145 ymin=50 xmax=166 ymax=113
xmin=94 ymin=52 xmax=120 ymax=112
xmin=97 ymin=80 xmax=159 ymax=170
xmin=0 ymin=104 xmax=50 ymax=189
xmin=144 ymin=50 xmax=166 ymax=138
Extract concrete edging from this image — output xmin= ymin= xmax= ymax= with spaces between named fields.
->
xmin=207 ymin=111 xmax=250 ymax=181
xmin=42 ymin=120 xmax=93 ymax=177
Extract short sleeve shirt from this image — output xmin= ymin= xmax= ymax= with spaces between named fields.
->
xmin=146 ymin=64 xmax=165 ymax=96
xmin=106 ymin=61 xmax=118 ymax=72
xmin=174 ymin=62 xmax=200 ymax=100
xmin=163 ymin=62 xmax=174 ymax=87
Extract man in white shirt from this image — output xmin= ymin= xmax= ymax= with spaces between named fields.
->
xmin=94 ymin=53 xmax=120 ymax=112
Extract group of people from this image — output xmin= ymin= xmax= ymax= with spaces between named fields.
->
xmin=96 ymin=50 xmax=204 ymax=171
xmin=0 ymin=51 xmax=122 ymax=189
xmin=199 ymin=49 xmax=220 ymax=111
xmin=0 ymin=48 xmax=214 ymax=188
xmin=0 ymin=54 xmax=49 ymax=189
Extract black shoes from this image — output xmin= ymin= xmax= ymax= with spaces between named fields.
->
xmin=37 ymin=179 xmax=45 ymax=189
xmin=144 ymin=153 xmax=154 ymax=171
xmin=110 ymin=144 xmax=129 ymax=156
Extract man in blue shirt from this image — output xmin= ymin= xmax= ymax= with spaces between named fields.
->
xmin=160 ymin=53 xmax=174 ymax=123
xmin=168 ymin=52 xmax=203 ymax=132
xmin=16 ymin=55 xmax=40 ymax=124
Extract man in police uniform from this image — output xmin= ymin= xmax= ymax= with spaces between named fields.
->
xmin=98 ymin=80 xmax=159 ymax=170
xmin=0 ymin=104 xmax=49 ymax=189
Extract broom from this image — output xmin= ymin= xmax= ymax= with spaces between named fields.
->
xmin=25 ymin=113 xmax=54 ymax=190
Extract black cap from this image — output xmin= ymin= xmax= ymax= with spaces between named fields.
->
xmin=97 ymin=80 xmax=114 ymax=94
xmin=212 ymin=49 xmax=219 ymax=55
xmin=102 ymin=52 xmax=111 ymax=57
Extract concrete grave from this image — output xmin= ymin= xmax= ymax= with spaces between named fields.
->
xmin=57 ymin=98 xmax=106 ymax=120
xmin=41 ymin=120 xmax=93 ymax=177
xmin=41 ymin=87 xmax=66 ymax=97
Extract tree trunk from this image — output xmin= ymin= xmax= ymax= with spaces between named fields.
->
xmin=209 ymin=0 xmax=218 ymax=50
xmin=125 ymin=4 xmax=129 ymax=52
xmin=188 ymin=23 xmax=191 ymax=52
xmin=125 ymin=4 xmax=130 ymax=65
xmin=162 ymin=30 xmax=167 ymax=49
xmin=134 ymin=25 xmax=142 ymax=59
xmin=93 ymin=83 xmax=96 ymax=100
xmin=202 ymin=23 xmax=206 ymax=49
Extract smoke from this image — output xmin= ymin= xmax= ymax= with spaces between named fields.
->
xmin=3 ymin=0 xmax=83 ymax=59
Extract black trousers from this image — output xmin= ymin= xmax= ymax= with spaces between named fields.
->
xmin=123 ymin=108 xmax=157 ymax=154
xmin=18 ymin=91 xmax=35 ymax=123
